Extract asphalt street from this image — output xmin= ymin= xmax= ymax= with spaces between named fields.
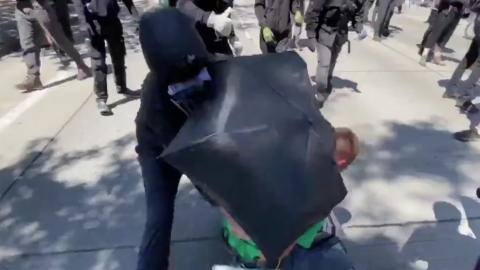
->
xmin=1 ymin=1 xmax=480 ymax=270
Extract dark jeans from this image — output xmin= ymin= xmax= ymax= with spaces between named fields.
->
xmin=15 ymin=0 xmax=87 ymax=76
xmin=87 ymin=16 xmax=126 ymax=101
xmin=51 ymin=0 xmax=73 ymax=57
xmin=135 ymin=73 xmax=188 ymax=270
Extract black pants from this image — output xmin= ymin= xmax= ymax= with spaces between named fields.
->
xmin=422 ymin=10 xmax=461 ymax=50
xmin=373 ymin=0 xmax=396 ymax=37
xmin=51 ymin=0 xmax=73 ymax=57
xmin=87 ymin=16 xmax=126 ymax=102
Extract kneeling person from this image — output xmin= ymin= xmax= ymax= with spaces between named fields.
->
xmin=220 ymin=128 xmax=360 ymax=268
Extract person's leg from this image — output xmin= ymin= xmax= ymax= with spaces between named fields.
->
xmin=31 ymin=1 xmax=91 ymax=79
xmin=88 ymin=19 xmax=110 ymax=115
xmin=363 ymin=0 xmax=375 ymax=24
xmin=420 ymin=12 xmax=446 ymax=66
xmin=136 ymin=73 xmax=188 ymax=270
xmin=446 ymin=40 xmax=478 ymax=96
xmin=373 ymin=0 xmax=390 ymax=40
xmin=326 ymin=40 xmax=343 ymax=93
xmin=15 ymin=7 xmax=43 ymax=90
xmin=315 ymin=42 xmax=333 ymax=103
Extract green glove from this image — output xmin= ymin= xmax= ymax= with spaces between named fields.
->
xmin=262 ymin=27 xmax=275 ymax=43
xmin=294 ymin=11 xmax=303 ymax=25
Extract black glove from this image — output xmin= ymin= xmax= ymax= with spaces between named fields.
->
xmin=307 ymin=38 xmax=316 ymax=52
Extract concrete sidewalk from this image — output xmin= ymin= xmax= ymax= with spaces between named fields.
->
xmin=1 ymin=2 xmax=480 ymax=270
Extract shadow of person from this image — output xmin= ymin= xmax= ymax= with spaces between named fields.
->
xmin=308 ymin=75 xmax=361 ymax=93
xmin=332 ymin=207 xmax=406 ymax=270
xmin=109 ymin=89 xmax=141 ymax=109
xmin=331 ymin=77 xmax=361 ymax=93
xmin=401 ymin=201 xmax=480 ymax=270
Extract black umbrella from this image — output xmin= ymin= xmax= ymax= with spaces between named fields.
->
xmin=162 ymin=52 xmax=347 ymax=265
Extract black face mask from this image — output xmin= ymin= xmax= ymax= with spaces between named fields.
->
xmin=165 ymin=55 xmax=209 ymax=85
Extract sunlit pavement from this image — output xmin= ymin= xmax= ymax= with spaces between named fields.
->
xmin=0 ymin=2 xmax=480 ymax=269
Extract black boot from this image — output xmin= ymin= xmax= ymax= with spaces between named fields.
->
xmin=117 ymin=86 xmax=141 ymax=98
xmin=15 ymin=76 xmax=43 ymax=91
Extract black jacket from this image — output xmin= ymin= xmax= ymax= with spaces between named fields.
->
xmin=72 ymin=0 xmax=139 ymax=26
xmin=305 ymin=0 xmax=364 ymax=46
xmin=254 ymin=0 xmax=301 ymax=37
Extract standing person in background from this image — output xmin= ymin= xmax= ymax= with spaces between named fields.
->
xmin=444 ymin=1 xmax=480 ymax=114
xmin=51 ymin=0 xmax=74 ymax=66
xmin=372 ymin=0 xmax=396 ymax=41
xmin=292 ymin=0 xmax=305 ymax=50
xmin=304 ymin=0 xmax=365 ymax=104
xmin=418 ymin=0 xmax=468 ymax=66
xmin=15 ymin=0 xmax=91 ymax=91
xmin=363 ymin=0 xmax=375 ymax=25
xmin=177 ymin=0 xmax=243 ymax=56
xmin=72 ymin=0 xmax=141 ymax=116
xmin=254 ymin=0 xmax=303 ymax=54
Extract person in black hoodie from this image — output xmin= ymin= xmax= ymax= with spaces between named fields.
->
xmin=304 ymin=0 xmax=365 ymax=104
xmin=255 ymin=0 xmax=303 ymax=54
xmin=72 ymin=0 xmax=141 ymax=115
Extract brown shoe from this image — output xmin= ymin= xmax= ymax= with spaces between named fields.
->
xmin=15 ymin=76 xmax=43 ymax=91
xmin=77 ymin=68 xmax=92 ymax=80
xmin=373 ymin=36 xmax=381 ymax=42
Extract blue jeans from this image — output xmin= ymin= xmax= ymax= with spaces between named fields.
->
xmin=135 ymin=73 xmax=187 ymax=270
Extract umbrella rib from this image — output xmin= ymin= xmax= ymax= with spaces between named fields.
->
xmin=241 ymin=63 xmax=314 ymax=125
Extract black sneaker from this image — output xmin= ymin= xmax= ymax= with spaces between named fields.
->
xmin=15 ymin=76 xmax=43 ymax=91
xmin=457 ymin=100 xmax=479 ymax=114
xmin=117 ymin=87 xmax=141 ymax=98
xmin=453 ymin=130 xmax=480 ymax=142
xmin=97 ymin=100 xmax=113 ymax=116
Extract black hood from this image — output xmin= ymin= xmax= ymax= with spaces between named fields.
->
xmin=139 ymin=8 xmax=210 ymax=74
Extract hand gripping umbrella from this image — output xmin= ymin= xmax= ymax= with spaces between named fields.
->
xmin=161 ymin=51 xmax=347 ymax=266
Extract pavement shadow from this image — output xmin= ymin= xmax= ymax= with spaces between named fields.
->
xmin=309 ymin=75 xmax=361 ymax=93
xmin=400 ymin=201 xmax=480 ymax=270
xmin=108 ymin=90 xmax=141 ymax=109
xmin=0 ymin=135 xmax=144 ymax=269
xmin=0 ymin=133 xmax=232 ymax=269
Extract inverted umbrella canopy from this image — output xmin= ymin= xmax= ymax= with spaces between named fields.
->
xmin=161 ymin=52 xmax=347 ymax=264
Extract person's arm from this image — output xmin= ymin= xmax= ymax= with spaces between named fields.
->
xmin=291 ymin=0 xmax=301 ymax=15
xmin=254 ymin=0 xmax=268 ymax=28
xmin=177 ymin=0 xmax=213 ymax=25
xmin=120 ymin=0 xmax=140 ymax=21
xmin=71 ymin=0 xmax=87 ymax=27
xmin=305 ymin=0 xmax=326 ymax=39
